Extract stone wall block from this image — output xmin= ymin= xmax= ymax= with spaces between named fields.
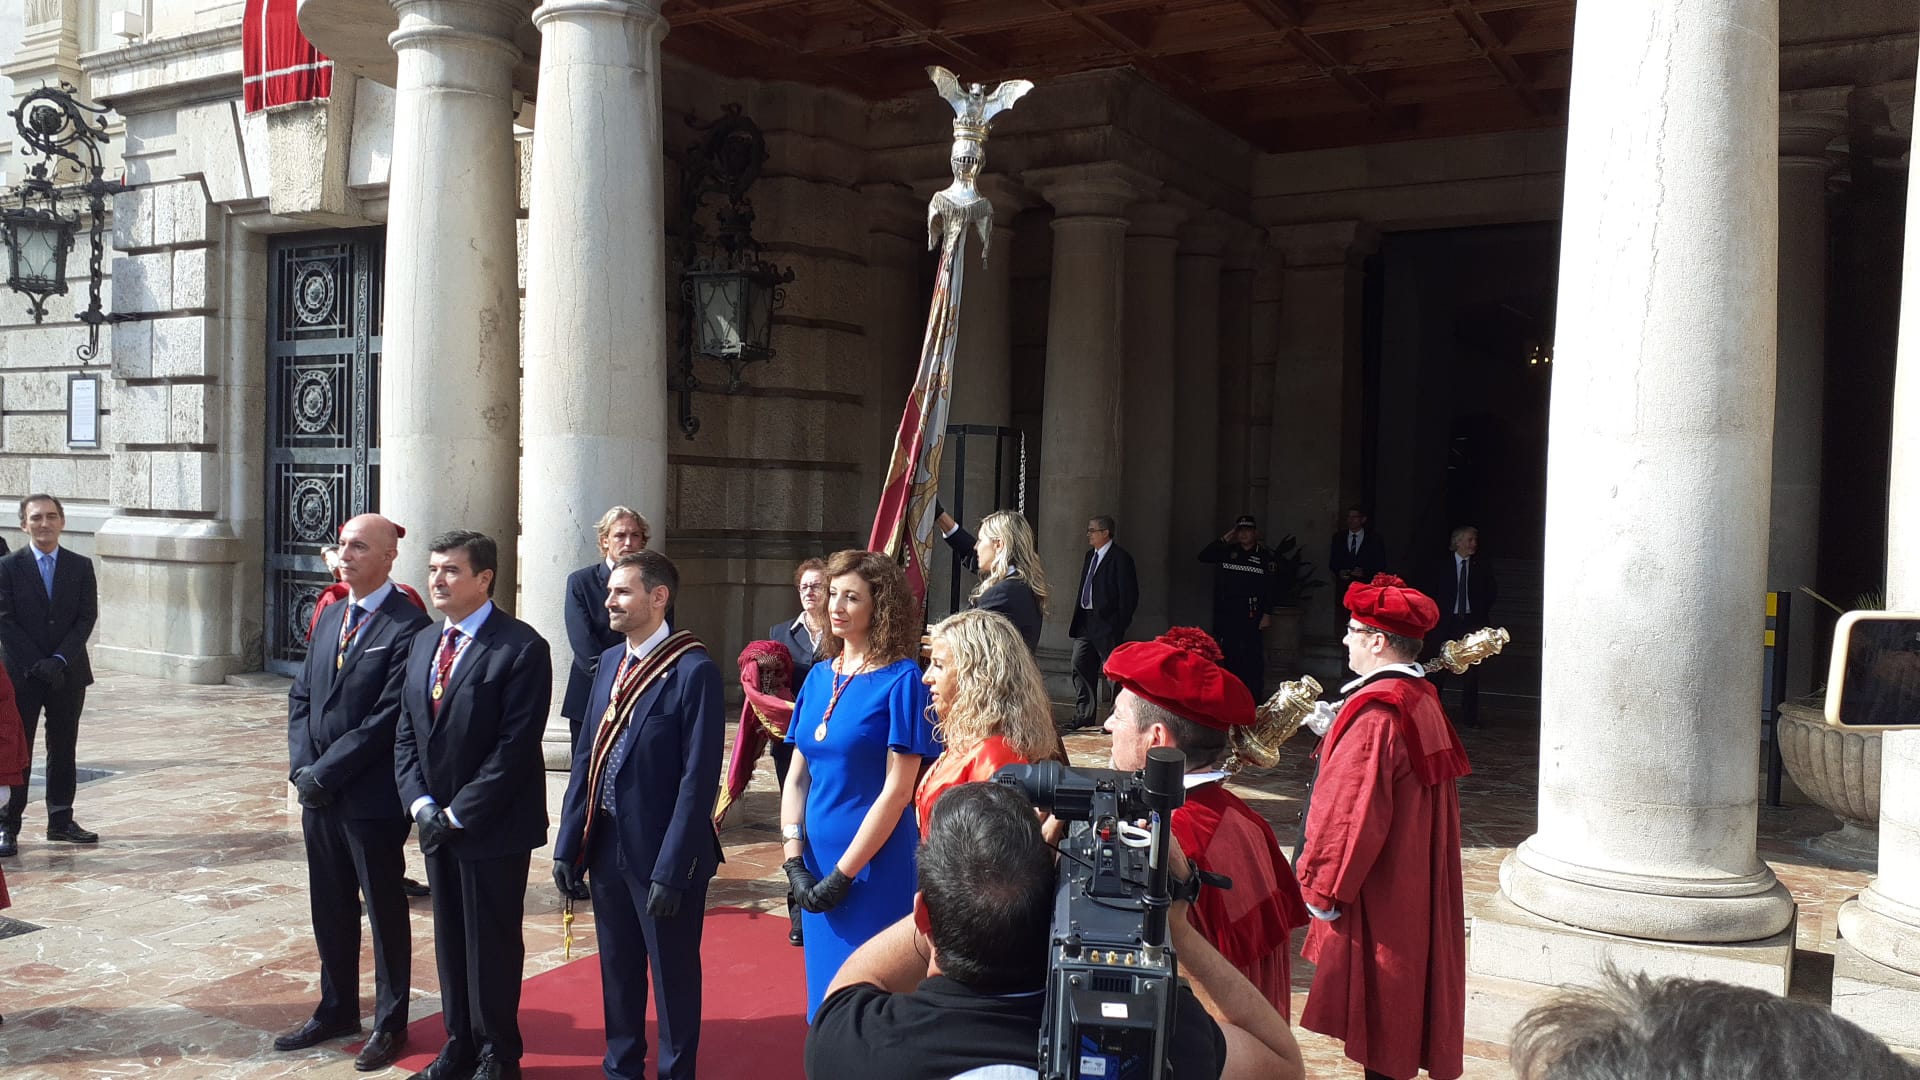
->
xmin=4 ymin=414 xmax=70 ymax=455
xmin=112 ymin=186 xmax=156 ymax=251
xmin=3 ymin=324 xmax=92 ymax=369
xmin=755 ymin=177 xmax=869 ymax=251
xmin=148 ymin=450 xmax=215 ymax=512
xmin=169 ymin=182 xmax=214 ymax=245
xmin=0 ymin=457 xmax=29 ymax=498
xmin=112 ymin=319 xmax=153 ymax=379
xmin=169 ymin=384 xmax=216 ymax=444
xmin=150 ymin=317 xmax=210 ymax=377
xmin=111 ymin=253 xmax=173 ymax=314
xmin=110 ymin=383 xmax=169 ymax=444
xmin=7 ymin=371 xmax=75 ymax=412
xmin=75 ymin=455 xmax=110 ymax=498
xmin=172 ymin=248 xmax=211 ymax=309
xmin=111 ymin=449 xmax=153 ymax=507
xmin=28 ymin=456 xmax=78 ymax=499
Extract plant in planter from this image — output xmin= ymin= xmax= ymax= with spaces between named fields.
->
xmin=1263 ymin=534 xmax=1325 ymax=670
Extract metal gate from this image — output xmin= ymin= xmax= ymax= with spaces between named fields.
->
xmin=263 ymin=229 xmax=384 ymax=675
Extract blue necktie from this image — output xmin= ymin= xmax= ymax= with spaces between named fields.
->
xmin=1080 ymin=553 xmax=1097 ymax=609
xmin=38 ymin=553 xmax=54 ymax=598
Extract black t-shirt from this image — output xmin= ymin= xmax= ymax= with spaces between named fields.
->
xmin=804 ymin=975 xmax=1227 ymax=1079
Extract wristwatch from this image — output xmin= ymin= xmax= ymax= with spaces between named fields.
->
xmin=781 ymin=823 xmax=804 ymax=841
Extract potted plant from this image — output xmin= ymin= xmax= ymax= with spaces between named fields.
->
xmin=1263 ymin=533 xmax=1324 ymax=671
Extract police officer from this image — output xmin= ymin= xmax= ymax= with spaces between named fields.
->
xmin=1197 ymin=515 xmax=1277 ymax=698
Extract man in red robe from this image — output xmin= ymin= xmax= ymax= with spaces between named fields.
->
xmin=1103 ymin=627 xmax=1311 ymax=1020
xmin=1297 ymin=574 xmax=1470 ymax=1080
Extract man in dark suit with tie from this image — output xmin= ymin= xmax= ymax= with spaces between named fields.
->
xmin=553 ymin=550 xmax=725 ymax=1080
xmin=561 ymin=507 xmax=650 ymax=753
xmin=276 ymin=513 xmax=431 ymax=1070
xmin=1069 ymin=515 xmax=1139 ymax=730
xmin=395 ymin=531 xmax=553 ymax=1080
xmin=1425 ymin=525 xmax=1497 ymax=727
xmin=0 ymin=494 xmax=98 ymax=857
xmin=1327 ymin=505 xmax=1387 ymax=618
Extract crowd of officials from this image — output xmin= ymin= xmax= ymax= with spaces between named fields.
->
xmin=1 ymin=493 xmax=1910 ymax=1078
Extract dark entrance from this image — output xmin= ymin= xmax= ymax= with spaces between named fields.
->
xmin=263 ymin=228 xmax=385 ymax=676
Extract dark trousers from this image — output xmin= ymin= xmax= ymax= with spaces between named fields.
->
xmin=589 ymin=826 xmax=709 ymax=1080
xmin=1215 ymin=620 xmax=1265 ymax=701
xmin=4 ymin=679 xmax=86 ymax=828
xmin=1432 ymin=615 xmax=1486 ymax=726
xmin=424 ymin=847 xmax=531 ymax=1064
xmin=1070 ymin=633 xmax=1119 ymax=727
xmin=304 ymin=809 xmax=412 ymax=1032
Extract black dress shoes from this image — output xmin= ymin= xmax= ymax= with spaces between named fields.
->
xmin=470 ymin=1052 xmax=521 ymax=1080
xmin=401 ymin=876 xmax=431 ymax=898
xmin=273 ymin=1017 xmax=362 ymax=1051
xmin=0 ymin=827 xmax=16 ymax=857
xmin=413 ymin=1044 xmax=477 ymax=1080
xmin=355 ymin=1029 xmax=407 ymax=1071
xmin=46 ymin=821 xmax=98 ymax=844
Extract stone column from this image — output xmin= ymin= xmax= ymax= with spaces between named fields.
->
xmin=1246 ymin=255 xmax=1282 ymax=547
xmin=859 ymin=183 xmax=928 ymax=529
xmin=519 ymin=0 xmax=669 ymax=761
xmin=1217 ymin=233 xmax=1258 ymax=525
xmin=1769 ymin=112 xmax=1842 ymax=699
xmin=1166 ymin=217 xmax=1226 ymax=628
xmin=1832 ymin=98 xmax=1920 ymax=1052
xmin=1266 ymin=221 xmax=1376 ymax=644
xmin=1472 ymin=0 xmax=1794 ymax=1012
xmin=1120 ymin=202 xmax=1187 ymax=639
xmin=380 ymin=0 xmax=524 ymax=601
xmin=1026 ymin=164 xmax=1158 ymax=668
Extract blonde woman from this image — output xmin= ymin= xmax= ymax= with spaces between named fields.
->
xmin=914 ymin=608 xmax=1065 ymax=837
xmin=934 ymin=508 xmax=1049 ymax=652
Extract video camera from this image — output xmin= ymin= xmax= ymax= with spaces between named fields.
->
xmin=996 ymin=747 xmax=1187 ymax=1080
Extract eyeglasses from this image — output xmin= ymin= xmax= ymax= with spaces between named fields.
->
xmin=798 ymin=583 xmax=825 ymax=593
xmin=1086 ymin=527 xmax=1108 ymax=535
xmin=1345 ymin=623 xmax=1382 ymax=637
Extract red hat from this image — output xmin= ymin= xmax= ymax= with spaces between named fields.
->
xmin=1344 ymin=573 xmax=1439 ymax=638
xmin=1103 ymin=627 xmax=1256 ymax=731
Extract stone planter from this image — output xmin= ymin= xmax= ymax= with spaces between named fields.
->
xmin=1263 ymin=606 xmax=1306 ymax=675
xmin=1777 ymin=701 xmax=1881 ymax=869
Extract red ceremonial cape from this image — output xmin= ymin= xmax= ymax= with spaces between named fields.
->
xmin=1174 ymin=782 xmax=1310 ymax=1021
xmin=0 ymin=664 xmax=22 ymax=910
xmin=307 ymin=581 xmax=426 ymax=641
xmin=714 ymin=648 xmax=795 ymax=828
xmin=1297 ymin=673 xmax=1468 ymax=1080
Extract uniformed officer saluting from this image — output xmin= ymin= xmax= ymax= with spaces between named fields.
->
xmin=1196 ymin=515 xmax=1278 ymax=698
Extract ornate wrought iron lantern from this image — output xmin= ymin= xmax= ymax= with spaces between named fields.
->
xmin=673 ymin=104 xmax=794 ymax=437
xmin=2 ymin=84 xmax=126 ymax=361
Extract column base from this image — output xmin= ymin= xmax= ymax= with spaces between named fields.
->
xmin=1834 ymin=936 xmax=1920 ymax=1054
xmin=1468 ymin=892 xmax=1797 ymax=1042
xmin=543 ymin=713 xmax=574 ymax=772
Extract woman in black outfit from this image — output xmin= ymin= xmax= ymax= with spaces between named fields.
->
xmin=935 ymin=509 xmax=1049 ymax=652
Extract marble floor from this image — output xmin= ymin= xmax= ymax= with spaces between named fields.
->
xmin=0 ymin=674 xmax=1873 ymax=1079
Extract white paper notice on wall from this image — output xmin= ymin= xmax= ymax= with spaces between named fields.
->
xmin=67 ymin=375 xmax=99 ymax=449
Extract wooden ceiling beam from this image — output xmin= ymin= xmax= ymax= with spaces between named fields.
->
xmin=1239 ymin=0 xmax=1390 ymax=114
xmin=1445 ymin=0 xmax=1548 ymax=116
xmin=839 ymin=0 xmax=1001 ymax=73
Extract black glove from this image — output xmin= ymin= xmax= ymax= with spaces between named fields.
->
xmin=29 ymin=657 xmax=65 ymax=689
xmin=801 ymin=869 xmax=852 ymax=913
xmin=782 ymin=856 xmax=819 ymax=903
xmin=414 ymin=805 xmax=453 ymax=855
xmin=646 ymin=882 xmax=684 ymax=917
xmin=553 ymin=859 xmax=588 ymax=900
xmin=292 ymin=767 xmax=333 ymax=808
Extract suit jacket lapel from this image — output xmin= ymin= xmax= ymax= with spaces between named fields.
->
xmin=324 ymin=591 xmax=405 ymax=707
xmin=314 ymin=601 xmax=345 ymax=707
xmin=433 ymin=611 xmax=497 ymax=726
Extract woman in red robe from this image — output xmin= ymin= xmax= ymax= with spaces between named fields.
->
xmin=914 ymin=608 xmax=1063 ymax=836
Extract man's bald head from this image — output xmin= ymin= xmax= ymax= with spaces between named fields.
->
xmin=337 ymin=514 xmax=401 ymax=596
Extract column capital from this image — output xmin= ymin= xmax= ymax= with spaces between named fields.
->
xmin=1270 ymin=220 xmax=1379 ymax=269
xmin=532 ymin=0 xmax=665 ymax=31
xmin=1780 ymin=110 xmax=1845 ymax=164
xmin=1025 ymin=162 xmax=1160 ymax=219
xmin=389 ymin=0 xmax=527 ymax=57
xmin=862 ymin=182 xmax=926 ymax=242
xmin=1125 ymin=201 xmax=1188 ymax=240
xmin=1177 ymin=214 xmax=1232 ymax=258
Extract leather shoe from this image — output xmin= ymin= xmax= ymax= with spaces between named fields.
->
xmin=273 ymin=1017 xmax=362 ymax=1051
xmin=355 ymin=1029 xmax=407 ymax=1071
xmin=401 ymin=876 xmax=430 ymax=898
xmin=46 ymin=821 xmax=98 ymax=844
xmin=470 ymin=1051 xmax=520 ymax=1080
xmin=412 ymin=1044 xmax=477 ymax=1080
xmin=0 ymin=828 xmax=16 ymax=858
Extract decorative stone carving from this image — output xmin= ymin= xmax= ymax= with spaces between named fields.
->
xmin=1777 ymin=701 xmax=1880 ymax=868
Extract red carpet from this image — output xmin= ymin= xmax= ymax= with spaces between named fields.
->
xmin=365 ymin=906 xmax=810 ymax=1079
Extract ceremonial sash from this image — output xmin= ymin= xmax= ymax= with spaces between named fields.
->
xmin=573 ymin=629 xmax=706 ymax=859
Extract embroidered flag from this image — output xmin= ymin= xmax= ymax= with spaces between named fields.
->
xmin=243 ymin=0 xmax=334 ymax=112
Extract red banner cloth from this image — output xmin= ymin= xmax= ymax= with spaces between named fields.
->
xmin=243 ymin=0 xmax=333 ymax=112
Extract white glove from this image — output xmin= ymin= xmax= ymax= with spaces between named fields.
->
xmin=1304 ymin=900 xmax=1341 ymax=922
xmin=1306 ymin=700 xmax=1339 ymax=737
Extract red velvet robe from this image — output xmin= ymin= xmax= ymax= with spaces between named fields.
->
xmin=0 ymin=664 xmax=21 ymax=909
xmin=1297 ymin=672 xmax=1469 ymax=1080
xmin=1174 ymin=781 xmax=1310 ymax=1021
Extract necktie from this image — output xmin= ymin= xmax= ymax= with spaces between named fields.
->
xmin=38 ymin=552 xmax=54 ymax=598
xmin=431 ymin=626 xmax=464 ymax=714
xmin=1349 ymin=533 xmax=1358 ymax=555
xmin=1457 ymin=559 xmax=1469 ymax=615
xmin=337 ymin=603 xmax=368 ymax=670
xmin=1080 ymin=552 xmax=1097 ymax=609
xmin=600 ymin=652 xmax=642 ymax=811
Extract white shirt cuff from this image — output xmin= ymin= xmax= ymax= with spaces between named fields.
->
xmin=941 ymin=521 xmax=959 ymax=538
xmin=409 ymin=796 xmax=436 ymax=819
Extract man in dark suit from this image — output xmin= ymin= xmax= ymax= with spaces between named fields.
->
xmin=1069 ymin=514 xmax=1139 ymax=729
xmin=553 ymin=550 xmax=725 ymax=1080
xmin=0 ymin=494 xmax=98 ymax=856
xmin=1327 ymin=505 xmax=1387 ymax=618
xmin=561 ymin=507 xmax=650 ymax=753
xmin=277 ymin=513 xmax=431 ymax=1070
xmin=1425 ymin=525 xmax=1497 ymax=727
xmin=395 ymin=531 xmax=553 ymax=1080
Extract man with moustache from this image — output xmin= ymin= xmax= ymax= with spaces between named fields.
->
xmin=554 ymin=550 xmax=725 ymax=1080
xmin=394 ymin=531 xmax=553 ymax=1080
xmin=562 ymin=508 xmax=651 ymax=754
xmin=277 ymin=513 xmax=431 ymax=1070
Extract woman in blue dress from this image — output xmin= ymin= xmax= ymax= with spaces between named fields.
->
xmin=781 ymin=549 xmax=937 ymax=1018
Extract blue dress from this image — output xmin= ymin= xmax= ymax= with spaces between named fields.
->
xmin=786 ymin=656 xmax=937 ymax=1019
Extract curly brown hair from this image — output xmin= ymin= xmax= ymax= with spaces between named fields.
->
xmin=817 ymin=549 xmax=921 ymax=667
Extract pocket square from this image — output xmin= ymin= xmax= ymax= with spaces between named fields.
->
xmin=364 ymin=646 xmax=389 ymax=654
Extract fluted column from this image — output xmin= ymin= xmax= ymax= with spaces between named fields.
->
xmin=1769 ymin=112 xmax=1842 ymax=699
xmin=1027 ymin=164 xmax=1158 ymax=665
xmin=1473 ymin=0 xmax=1794 ymax=1005
xmin=1217 ymin=233 xmax=1259 ymax=525
xmin=379 ymin=0 xmax=524 ymax=601
xmin=1120 ymin=201 xmax=1186 ymax=639
xmin=1833 ymin=91 xmax=1920 ymax=1052
xmin=1166 ymin=217 xmax=1226 ymax=628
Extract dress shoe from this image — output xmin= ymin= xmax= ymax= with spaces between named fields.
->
xmin=46 ymin=821 xmax=98 ymax=844
xmin=273 ymin=1017 xmax=362 ymax=1051
xmin=412 ymin=1044 xmax=477 ymax=1080
xmin=469 ymin=1052 xmax=521 ymax=1080
xmin=0 ymin=827 xmax=16 ymax=858
xmin=402 ymin=876 xmax=430 ymax=898
xmin=356 ymin=1029 xmax=407 ymax=1071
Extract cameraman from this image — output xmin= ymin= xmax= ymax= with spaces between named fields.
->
xmin=1102 ymin=628 xmax=1309 ymax=1020
xmin=804 ymin=782 xmax=1302 ymax=1080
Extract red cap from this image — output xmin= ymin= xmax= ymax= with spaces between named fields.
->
xmin=1102 ymin=627 xmax=1256 ymax=731
xmin=1343 ymin=573 xmax=1439 ymax=638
